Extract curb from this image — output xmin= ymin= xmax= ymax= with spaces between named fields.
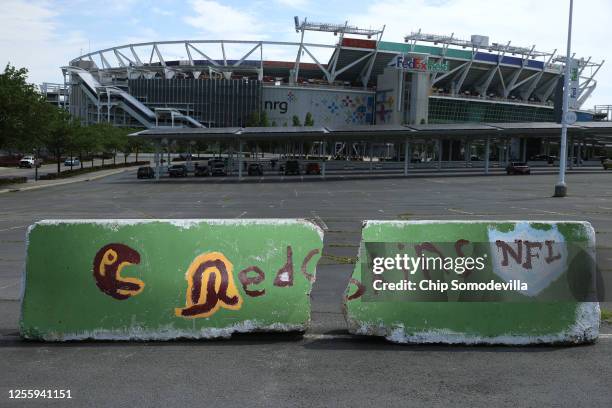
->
xmin=0 ymin=167 xmax=135 ymax=194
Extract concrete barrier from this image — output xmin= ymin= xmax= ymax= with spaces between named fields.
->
xmin=20 ymin=219 xmax=323 ymax=341
xmin=343 ymin=220 xmax=599 ymax=345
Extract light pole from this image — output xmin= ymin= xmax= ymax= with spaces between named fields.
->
xmin=554 ymin=0 xmax=574 ymax=197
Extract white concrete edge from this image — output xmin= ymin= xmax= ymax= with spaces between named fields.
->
xmin=30 ymin=218 xmax=325 ymax=238
xmin=347 ymin=302 xmax=600 ymax=345
xmin=363 ymin=220 xmax=594 ymax=227
xmin=27 ymin=321 xmax=307 ymax=341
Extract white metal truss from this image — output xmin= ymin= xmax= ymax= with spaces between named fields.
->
xmin=72 ymin=39 xmax=337 ymax=84
xmin=431 ymin=32 xmax=454 ymax=84
xmin=293 ymin=17 xmax=385 ymax=86
xmin=67 ymin=29 xmax=602 ymax=109
xmin=520 ymin=50 xmax=557 ymax=101
xmin=475 ymin=41 xmax=511 ymax=96
xmin=404 ymin=31 xmax=554 ymax=58
xmin=359 ymin=25 xmax=386 ymax=88
xmin=294 ymin=16 xmax=383 ymax=38
xmin=402 ymin=30 xmax=604 ymax=105
xmin=503 ymin=45 xmax=535 ymax=98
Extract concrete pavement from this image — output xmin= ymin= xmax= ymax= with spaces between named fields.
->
xmin=0 ymin=169 xmax=611 ymax=407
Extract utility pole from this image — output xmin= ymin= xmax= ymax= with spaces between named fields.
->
xmin=554 ymin=0 xmax=574 ymax=197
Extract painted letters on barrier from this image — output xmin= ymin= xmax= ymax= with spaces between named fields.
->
xmin=93 ymin=243 xmax=144 ymax=300
xmin=175 ymin=252 xmax=243 ymax=318
xmin=20 ymin=219 xmax=323 ymax=341
xmin=344 ymin=221 xmax=599 ymax=345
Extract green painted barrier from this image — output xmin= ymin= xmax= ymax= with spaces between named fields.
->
xmin=21 ymin=219 xmax=323 ymax=341
xmin=344 ymin=221 xmax=600 ymax=345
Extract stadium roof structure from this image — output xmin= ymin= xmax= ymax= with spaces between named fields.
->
xmin=130 ymin=122 xmax=612 ymax=144
xmin=66 ymin=17 xmax=604 ymax=110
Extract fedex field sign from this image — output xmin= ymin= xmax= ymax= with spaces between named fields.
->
xmin=394 ymin=55 xmax=449 ymax=73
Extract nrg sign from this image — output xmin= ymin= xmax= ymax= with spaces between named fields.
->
xmin=264 ymin=100 xmax=289 ymax=114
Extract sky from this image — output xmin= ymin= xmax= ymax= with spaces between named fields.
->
xmin=0 ymin=0 xmax=610 ymax=108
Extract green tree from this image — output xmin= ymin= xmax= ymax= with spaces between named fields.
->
xmin=125 ymin=130 xmax=148 ymax=163
xmin=41 ymin=108 xmax=76 ymax=174
xmin=292 ymin=115 xmax=301 ymax=126
xmin=259 ymin=110 xmax=270 ymax=127
xmin=0 ymin=64 xmax=48 ymax=152
xmin=73 ymin=124 xmax=100 ymax=169
xmin=304 ymin=112 xmax=314 ymax=126
xmin=194 ymin=140 xmax=208 ymax=157
xmin=15 ymin=100 xmax=57 ymax=180
xmin=245 ymin=111 xmax=260 ymax=127
xmin=94 ymin=123 xmax=122 ymax=166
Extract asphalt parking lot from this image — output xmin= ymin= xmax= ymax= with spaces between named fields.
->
xmin=0 ymin=170 xmax=611 ymax=407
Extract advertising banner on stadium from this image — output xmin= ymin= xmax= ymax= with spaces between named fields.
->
xmin=262 ymin=86 xmax=375 ymax=127
xmin=389 ymin=54 xmax=449 ymax=73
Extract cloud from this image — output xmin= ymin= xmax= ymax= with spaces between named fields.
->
xmin=274 ymin=0 xmax=310 ymax=8
xmin=0 ymin=0 xmax=87 ymax=84
xmin=152 ymin=6 xmax=174 ymax=16
xmin=184 ymin=0 xmax=265 ymax=40
xmin=0 ymin=0 xmax=609 ymax=107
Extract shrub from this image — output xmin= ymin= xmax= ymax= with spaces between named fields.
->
xmin=0 ymin=176 xmax=27 ymax=186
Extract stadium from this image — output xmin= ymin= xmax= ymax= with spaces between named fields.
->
xmin=41 ymin=17 xmax=612 ymax=168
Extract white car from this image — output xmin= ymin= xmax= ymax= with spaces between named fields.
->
xmin=19 ymin=156 xmax=41 ymax=168
xmin=64 ymin=158 xmax=80 ymax=167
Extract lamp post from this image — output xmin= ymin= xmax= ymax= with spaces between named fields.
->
xmin=554 ymin=0 xmax=574 ymax=197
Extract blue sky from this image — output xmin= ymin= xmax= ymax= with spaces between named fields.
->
xmin=1 ymin=0 xmax=610 ymax=108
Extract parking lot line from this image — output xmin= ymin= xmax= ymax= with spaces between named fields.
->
xmin=0 ymin=225 xmax=26 ymax=233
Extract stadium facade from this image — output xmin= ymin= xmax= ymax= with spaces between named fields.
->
xmin=44 ymin=18 xmax=605 ymax=131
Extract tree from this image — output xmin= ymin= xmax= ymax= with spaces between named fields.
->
xmin=194 ymin=140 xmax=208 ymax=157
xmin=292 ymin=115 xmax=301 ymax=126
xmin=245 ymin=111 xmax=260 ymax=127
xmin=73 ymin=124 xmax=100 ymax=169
xmin=112 ymin=127 xmax=136 ymax=165
xmin=125 ymin=130 xmax=148 ymax=163
xmin=0 ymin=64 xmax=48 ymax=152
xmin=304 ymin=112 xmax=314 ymax=126
xmin=15 ymin=100 xmax=57 ymax=180
xmin=259 ymin=111 xmax=270 ymax=127
xmin=93 ymin=123 xmax=122 ymax=166
xmin=41 ymin=108 xmax=76 ymax=174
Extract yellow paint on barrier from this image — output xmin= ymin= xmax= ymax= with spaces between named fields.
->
xmin=175 ymin=252 xmax=243 ymax=318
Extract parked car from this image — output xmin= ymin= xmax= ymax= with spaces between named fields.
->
xmin=284 ymin=160 xmax=300 ymax=175
xmin=137 ymin=166 xmax=155 ymax=179
xmin=18 ymin=156 xmax=41 ymax=168
xmin=602 ymin=159 xmax=612 ymax=170
xmin=208 ymin=158 xmax=227 ymax=166
xmin=168 ymin=164 xmax=188 ymax=177
xmin=247 ymin=163 xmax=264 ymax=176
xmin=530 ymin=154 xmax=556 ymax=164
xmin=506 ymin=162 xmax=531 ymax=175
xmin=194 ymin=164 xmax=210 ymax=177
xmin=305 ymin=162 xmax=321 ymax=175
xmin=211 ymin=162 xmax=227 ymax=176
xmin=64 ymin=158 xmax=80 ymax=167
